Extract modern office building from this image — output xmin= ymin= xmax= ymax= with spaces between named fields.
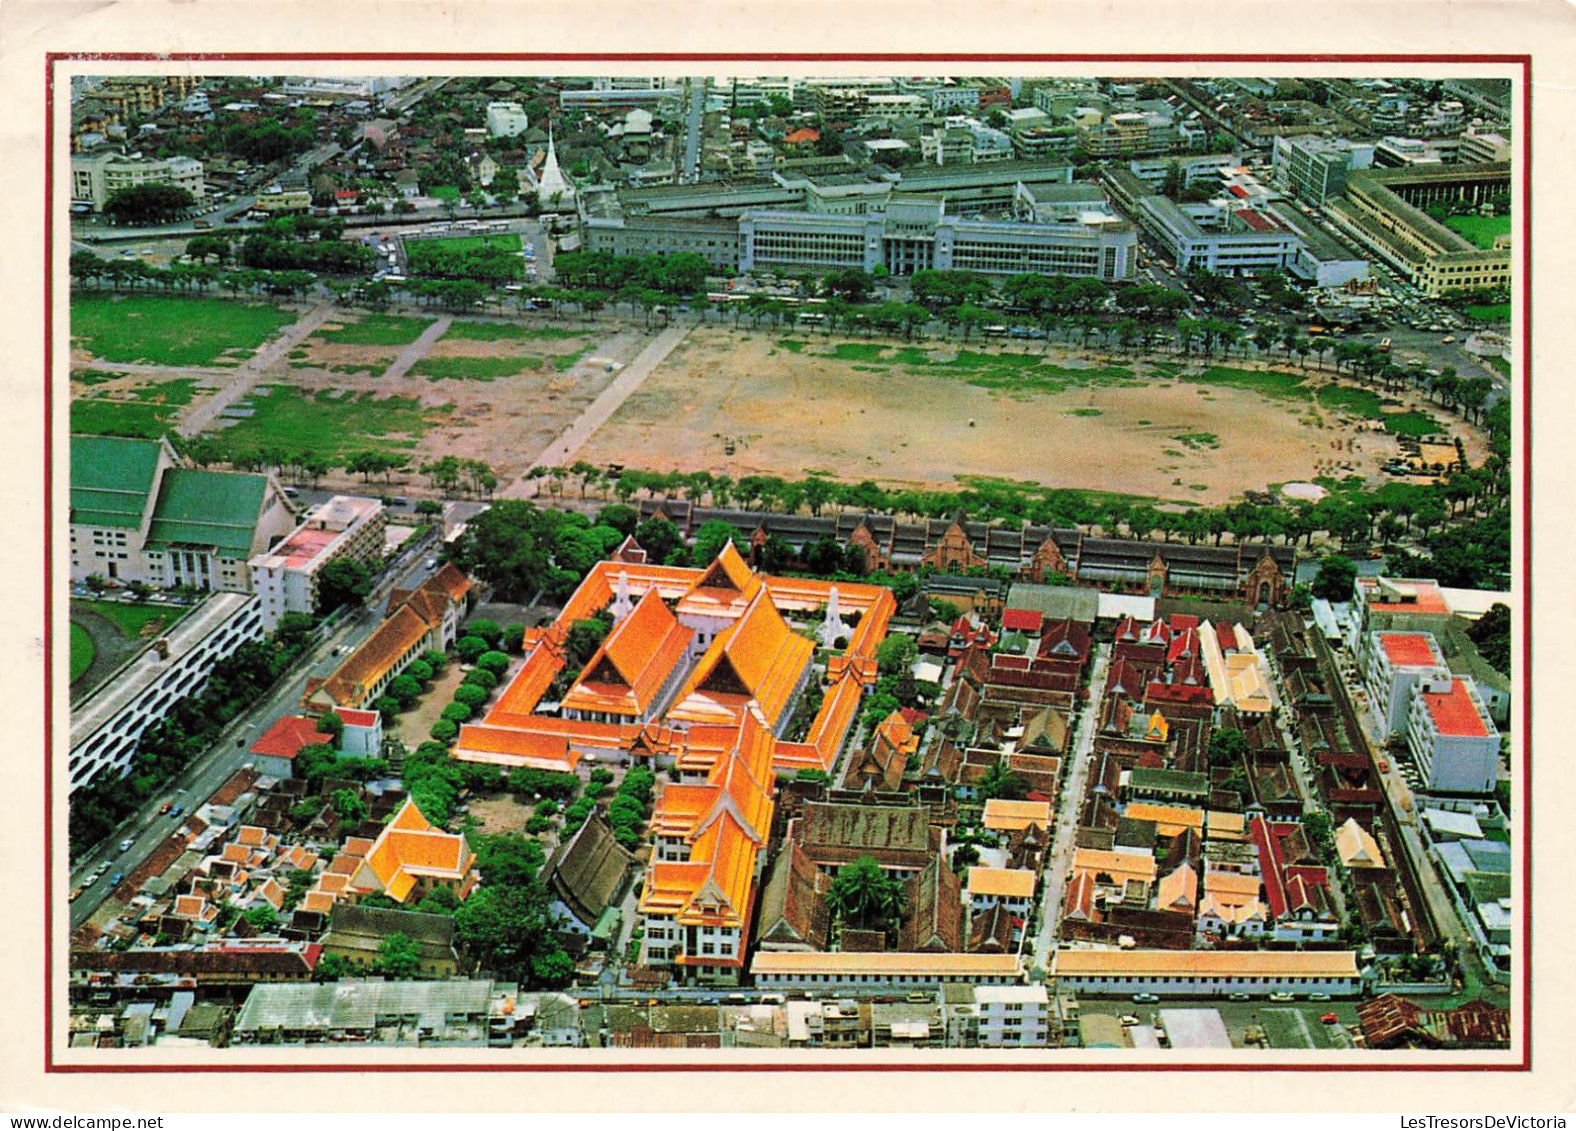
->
xmin=484 ymin=101 xmax=529 ymax=138
xmin=1272 ymin=136 xmax=1375 ymax=205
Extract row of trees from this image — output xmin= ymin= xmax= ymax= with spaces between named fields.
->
xmin=551 ymin=250 xmax=711 ymax=297
xmin=70 ymin=251 xmax=320 ymax=299
xmin=447 ymin=500 xmax=634 ymax=604
xmin=102 ymin=184 xmax=195 ymax=226
xmin=405 ymin=238 xmax=527 ymax=285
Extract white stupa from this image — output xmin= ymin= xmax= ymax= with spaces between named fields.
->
xmin=819 ymin=586 xmax=853 ymax=648
xmin=537 ymin=125 xmax=576 ymax=208
xmin=609 ymin=570 xmax=635 ymax=623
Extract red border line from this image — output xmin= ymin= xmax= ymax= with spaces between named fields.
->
xmin=46 ymin=52 xmax=1533 ymax=1076
xmin=43 ymin=48 xmax=56 ymax=1076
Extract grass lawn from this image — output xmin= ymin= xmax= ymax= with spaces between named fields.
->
xmin=1384 ymin=410 xmax=1447 ymax=437
xmin=76 ymin=599 xmax=188 ymax=640
xmin=1186 ymin=366 xmax=1309 ymax=399
xmin=829 ymin=342 xmax=891 ymax=362
xmin=1316 ymin=384 xmax=1386 ymax=420
xmin=71 ymin=377 xmax=203 ymax=438
xmin=414 ymin=233 xmax=518 ymax=255
xmin=1487 ymin=355 xmax=1511 ymax=378
xmin=775 ymin=338 xmax=807 ymax=353
xmin=315 ymin=313 xmax=433 ymax=347
xmin=72 ymin=294 xmax=296 ymax=366
xmin=69 ymin=623 xmax=95 ymax=682
xmin=411 ymin=356 xmax=543 ymax=381
xmin=1467 ymin=303 xmax=1511 ymax=322
xmin=201 ymin=385 xmax=449 ymax=461
xmin=428 ymin=185 xmax=461 ymax=201
xmin=443 ymin=321 xmax=583 ymax=343
xmin=1444 ymin=213 xmax=1511 ymax=251
xmin=73 ymin=369 xmax=122 ymax=386
xmin=1173 ymin=432 xmax=1221 ymax=450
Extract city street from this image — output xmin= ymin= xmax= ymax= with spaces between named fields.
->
xmin=68 ymin=528 xmax=440 ymax=930
xmin=1032 ymin=642 xmax=1110 ymax=970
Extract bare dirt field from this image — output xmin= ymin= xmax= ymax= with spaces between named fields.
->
xmin=576 ymin=328 xmax=1471 ymax=504
xmin=467 ymin=794 xmax=536 ymax=837
xmin=241 ymin=314 xmax=654 ymax=495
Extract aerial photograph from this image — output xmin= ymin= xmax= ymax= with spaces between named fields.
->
xmin=61 ymin=69 xmax=1517 ymax=1057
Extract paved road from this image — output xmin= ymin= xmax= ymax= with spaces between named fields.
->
xmin=380 ymin=315 xmax=452 ymax=381
xmin=1033 ymin=642 xmax=1111 ymax=970
xmin=177 ymin=302 xmax=337 ymax=437
xmin=502 ymin=321 xmax=693 ymax=497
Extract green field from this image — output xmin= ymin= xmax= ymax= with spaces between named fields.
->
xmin=412 ymin=356 xmax=543 ymax=382
xmin=1383 ymin=409 xmax=1447 ymax=437
xmin=201 ymin=385 xmax=448 ymax=460
xmin=1444 ymin=213 xmax=1511 ymax=251
xmin=1487 ymin=355 xmax=1511 ymax=378
xmin=76 ymin=599 xmax=188 ymax=640
xmin=429 ymin=185 xmax=461 ymax=201
xmin=71 ymin=377 xmax=202 ymax=438
xmin=1316 ymin=384 xmax=1386 ymax=420
xmin=69 ymin=623 xmax=95 ymax=682
xmin=1468 ymin=303 xmax=1511 ymax=323
xmin=1185 ymin=366 xmax=1309 ymax=399
xmin=415 ymin=233 xmax=518 ymax=255
xmin=71 ymin=295 xmax=296 ymax=366
xmin=314 ymin=313 xmax=433 ymax=347
xmin=443 ymin=321 xmax=584 ymax=343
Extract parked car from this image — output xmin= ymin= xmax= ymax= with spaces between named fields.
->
xmin=110 ymin=872 xmax=124 ymax=886
xmin=159 ymin=802 xmax=173 ymax=815
xmin=1267 ymin=992 xmax=1295 ymax=1003
xmin=69 ymin=886 xmax=84 ymax=902
xmin=1131 ymin=993 xmax=1160 ymax=1004
xmin=1308 ymin=993 xmax=1332 ymax=1002
xmin=1321 ymin=1013 xmax=1340 ymax=1025
xmin=1227 ymin=993 xmax=1252 ymax=1002
xmin=1118 ymin=1014 xmax=1142 ymax=1026
xmin=118 ymin=838 xmax=134 ymax=853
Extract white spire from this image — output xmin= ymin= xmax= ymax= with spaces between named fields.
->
xmin=819 ymin=586 xmax=852 ymax=649
xmin=610 ymin=569 xmax=635 ymax=623
xmin=537 ymin=122 xmax=574 ymax=206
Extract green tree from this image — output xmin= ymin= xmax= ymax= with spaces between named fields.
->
xmin=387 ymin=674 xmax=422 ymax=706
xmin=244 ymin=906 xmax=279 ymax=932
xmin=827 ymin=855 xmax=907 ymax=933
xmin=104 ymin=183 xmax=195 ymax=225
xmin=466 ymin=619 xmax=504 ymax=648
xmin=455 ymin=635 xmax=490 ymax=665
xmin=1467 ymin=602 xmax=1511 ymax=675
xmin=1208 ymin=727 xmax=1249 ymax=768
xmin=374 ymin=932 xmax=422 ymax=979
xmin=1311 ymin=554 xmax=1358 ymax=602
xmin=979 ymin=760 xmax=1029 ymax=801
xmin=476 ymin=650 xmax=511 ymax=677
xmin=330 ymin=788 xmax=366 ymax=823
xmin=502 ymin=623 xmax=526 ymax=653
xmin=875 ymin=632 xmax=918 ymax=676
xmin=633 ymin=515 xmax=683 ymax=565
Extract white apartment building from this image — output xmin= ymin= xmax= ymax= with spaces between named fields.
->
xmin=1365 ymin=630 xmax=1452 ymax=736
xmin=71 ymin=151 xmax=205 ymax=211
xmin=974 ymin=984 xmax=1052 ymax=1048
xmin=249 ymin=496 xmax=386 ymax=630
xmin=69 ymin=593 xmax=265 ymax=792
xmin=1406 ymin=675 xmax=1501 ymax=795
xmin=485 ymin=101 xmax=530 ymax=139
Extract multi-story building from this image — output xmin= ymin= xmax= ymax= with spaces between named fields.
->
xmin=68 ymin=592 xmax=265 ymax=792
xmin=973 ymin=984 xmax=1052 ymax=1048
xmin=1406 ymin=675 xmax=1500 ymax=795
xmin=1272 ymin=136 xmax=1375 ymax=205
xmin=737 ymin=195 xmax=1136 ymax=280
xmin=485 ymin=101 xmax=530 ymax=138
xmin=1325 ymin=163 xmax=1511 ymax=297
xmin=248 ymin=496 xmax=385 ymax=630
xmin=1104 ymin=167 xmax=1299 ymax=275
xmin=1364 ymin=630 xmax=1452 ymax=736
xmin=70 ymin=435 xmax=296 ymax=594
xmin=1078 ymin=111 xmax=1175 ymax=157
xmin=70 ymin=151 xmax=205 ymax=211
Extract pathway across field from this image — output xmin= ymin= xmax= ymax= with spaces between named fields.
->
xmin=502 ymin=321 xmax=693 ymax=498
xmin=378 ymin=315 xmax=454 ymax=381
xmin=177 ymin=302 xmax=337 ymax=437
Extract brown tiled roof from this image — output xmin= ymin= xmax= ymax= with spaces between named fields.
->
xmin=899 ymin=857 xmax=963 ymax=953
xmin=547 ymin=812 xmax=636 ymax=927
xmin=754 ymin=842 xmax=830 ymax=950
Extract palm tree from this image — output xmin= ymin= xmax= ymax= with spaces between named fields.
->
xmin=827 ymin=855 xmax=907 ymax=933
